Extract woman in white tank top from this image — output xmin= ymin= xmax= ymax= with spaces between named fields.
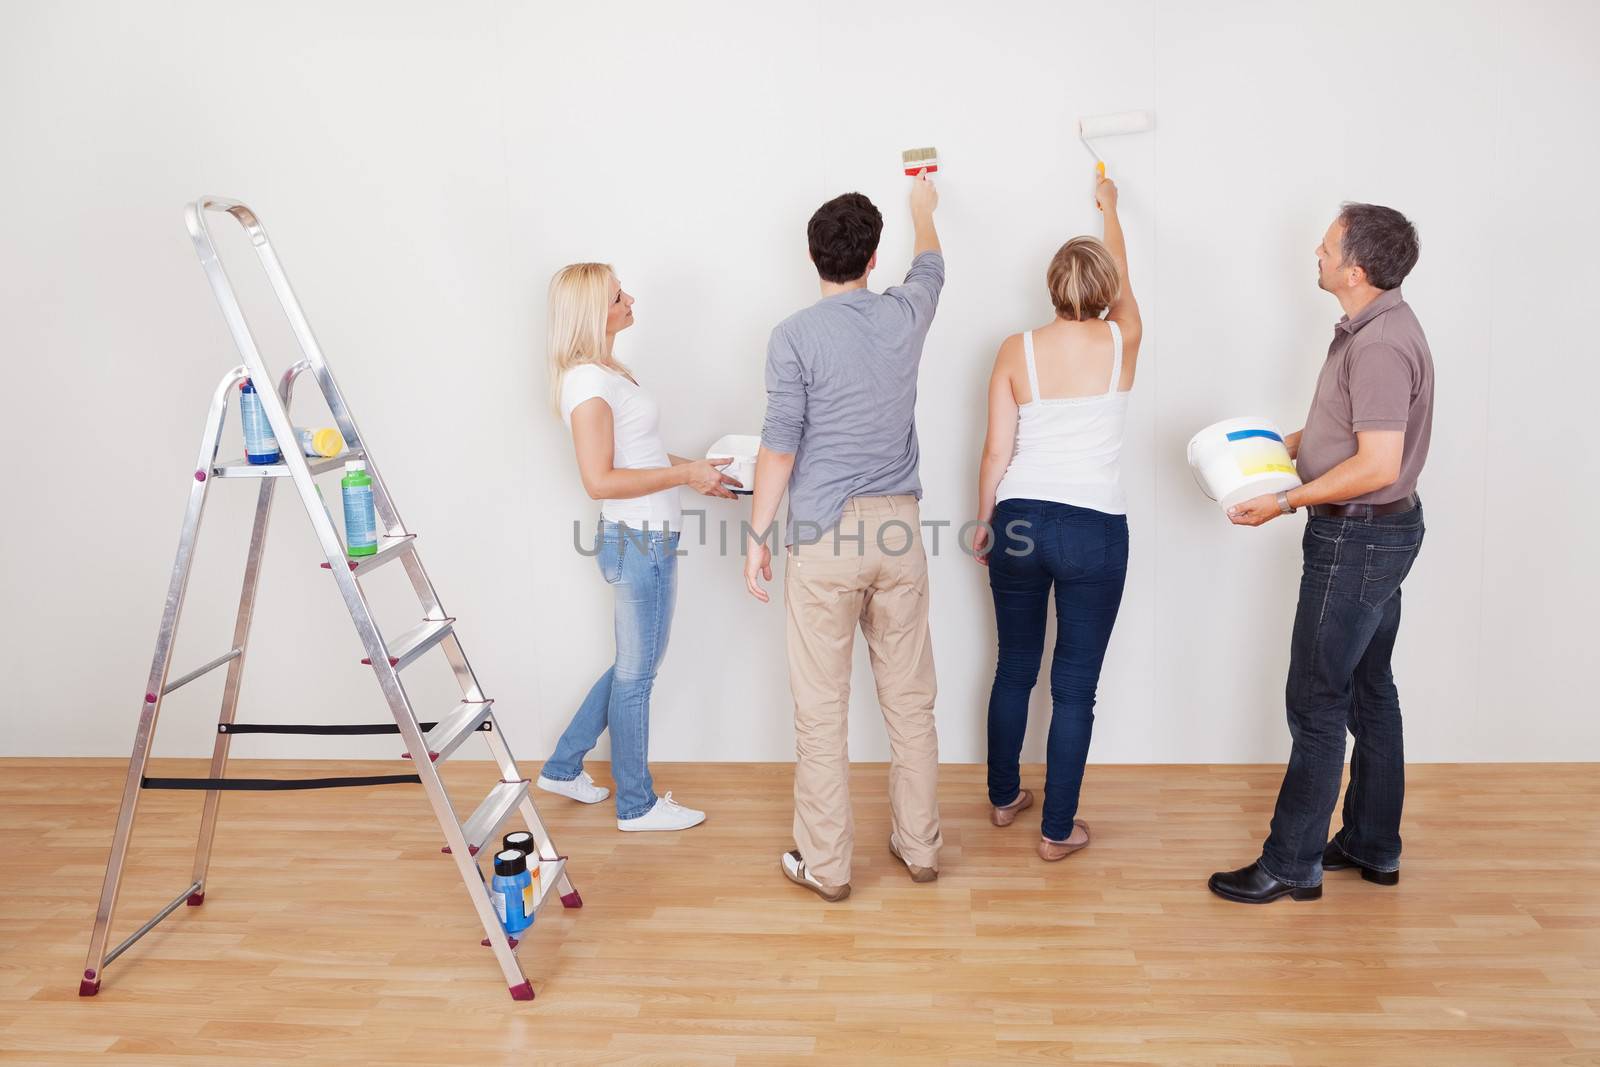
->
xmin=973 ymin=176 xmax=1144 ymax=860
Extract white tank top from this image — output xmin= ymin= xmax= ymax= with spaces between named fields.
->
xmin=995 ymin=321 xmax=1130 ymax=515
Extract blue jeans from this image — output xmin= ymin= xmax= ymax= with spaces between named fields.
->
xmin=1260 ymin=503 xmax=1424 ymax=886
xmin=986 ymin=498 xmax=1129 ymax=841
xmin=542 ymin=521 xmax=679 ymax=819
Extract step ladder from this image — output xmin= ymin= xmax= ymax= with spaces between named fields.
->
xmin=79 ymin=197 xmax=578 ymax=1002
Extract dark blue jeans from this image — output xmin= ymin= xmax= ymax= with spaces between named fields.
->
xmin=986 ymin=498 xmax=1129 ymax=841
xmin=1260 ymin=503 xmax=1424 ymax=886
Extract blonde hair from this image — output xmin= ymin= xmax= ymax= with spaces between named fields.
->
xmin=547 ymin=262 xmax=629 ymax=414
xmin=1046 ymin=237 xmax=1121 ymax=321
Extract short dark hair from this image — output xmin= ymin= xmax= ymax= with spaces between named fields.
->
xmin=1337 ymin=203 xmax=1420 ymax=290
xmin=807 ymin=193 xmax=882 ymax=283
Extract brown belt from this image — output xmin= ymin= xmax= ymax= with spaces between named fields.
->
xmin=1308 ymin=494 xmax=1419 ymax=519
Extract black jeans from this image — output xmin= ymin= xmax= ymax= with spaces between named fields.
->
xmin=1260 ymin=502 xmax=1425 ymax=886
xmin=986 ymin=498 xmax=1129 ymax=841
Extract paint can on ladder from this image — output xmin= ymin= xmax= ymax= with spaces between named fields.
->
xmin=1187 ymin=416 xmax=1302 ymax=511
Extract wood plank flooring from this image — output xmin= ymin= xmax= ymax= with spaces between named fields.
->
xmin=2 ymin=758 xmax=1598 ymax=1065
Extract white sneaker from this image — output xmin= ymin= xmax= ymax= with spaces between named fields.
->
xmin=617 ymin=792 xmax=705 ymax=832
xmin=536 ymin=771 xmax=609 ymax=805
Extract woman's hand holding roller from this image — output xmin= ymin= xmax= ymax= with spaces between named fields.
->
xmin=1095 ymin=174 xmax=1118 ymax=213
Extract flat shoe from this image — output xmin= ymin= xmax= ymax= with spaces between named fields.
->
xmin=1038 ymin=819 xmax=1090 ymax=862
xmin=990 ymin=788 xmax=1034 ymax=828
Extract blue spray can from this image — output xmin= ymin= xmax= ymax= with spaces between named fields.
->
xmin=491 ymin=848 xmax=535 ymax=938
xmin=239 ymin=379 xmax=280 ymax=464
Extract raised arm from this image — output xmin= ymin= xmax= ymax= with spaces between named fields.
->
xmin=1096 ymin=176 xmax=1141 ymax=342
xmin=911 ymin=170 xmax=940 ymax=257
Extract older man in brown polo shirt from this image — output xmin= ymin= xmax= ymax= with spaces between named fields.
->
xmin=1210 ymin=203 xmax=1433 ymax=904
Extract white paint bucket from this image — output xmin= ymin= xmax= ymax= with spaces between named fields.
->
xmin=1186 ymin=416 xmax=1302 ymax=510
xmin=705 ymin=434 xmax=760 ymax=494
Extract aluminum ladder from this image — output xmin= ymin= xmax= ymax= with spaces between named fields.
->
xmin=79 ymin=197 xmax=578 ymax=1002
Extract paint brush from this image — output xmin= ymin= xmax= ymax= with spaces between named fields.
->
xmin=901 ymin=146 xmax=939 ymax=176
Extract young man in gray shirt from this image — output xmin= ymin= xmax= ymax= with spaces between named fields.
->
xmin=1210 ymin=203 xmax=1432 ymax=905
xmin=743 ymin=175 xmax=944 ymax=901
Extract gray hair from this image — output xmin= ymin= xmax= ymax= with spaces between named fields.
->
xmin=1337 ymin=203 xmax=1420 ymax=290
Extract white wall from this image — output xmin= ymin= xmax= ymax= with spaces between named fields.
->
xmin=2 ymin=0 xmax=1595 ymax=765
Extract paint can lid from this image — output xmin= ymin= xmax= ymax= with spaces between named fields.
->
xmin=502 ymin=831 xmax=535 ymax=856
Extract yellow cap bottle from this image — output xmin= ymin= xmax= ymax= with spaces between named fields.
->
xmin=294 ymin=426 xmax=345 ymax=458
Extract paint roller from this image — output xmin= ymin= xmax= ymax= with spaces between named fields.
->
xmin=1078 ymin=109 xmax=1155 ymax=177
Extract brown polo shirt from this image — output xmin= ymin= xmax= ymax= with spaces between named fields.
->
xmin=1297 ymin=287 xmax=1434 ymax=505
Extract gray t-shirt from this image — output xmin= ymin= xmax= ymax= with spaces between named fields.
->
xmin=1297 ymin=286 xmax=1434 ymax=505
xmin=760 ymin=251 xmax=945 ymax=545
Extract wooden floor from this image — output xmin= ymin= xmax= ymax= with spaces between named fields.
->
xmin=2 ymin=759 xmax=1598 ymax=1065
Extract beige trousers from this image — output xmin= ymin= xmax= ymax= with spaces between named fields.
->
xmin=784 ymin=495 xmax=941 ymax=887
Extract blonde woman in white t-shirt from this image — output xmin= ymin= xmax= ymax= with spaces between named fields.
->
xmin=538 ymin=262 xmax=738 ymax=832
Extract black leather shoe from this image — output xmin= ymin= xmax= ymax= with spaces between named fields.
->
xmin=1208 ymin=862 xmax=1322 ymax=904
xmin=1322 ymin=840 xmax=1400 ymax=885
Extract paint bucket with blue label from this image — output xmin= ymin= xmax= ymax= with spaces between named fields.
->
xmin=1187 ymin=416 xmax=1302 ymax=510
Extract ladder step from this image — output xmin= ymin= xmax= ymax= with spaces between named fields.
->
xmin=404 ymin=700 xmax=494 ymax=763
xmin=450 ymin=779 xmax=530 ymax=856
xmin=321 ymin=533 xmax=415 ymax=576
xmin=210 ymin=449 xmax=365 ymax=479
xmin=361 ymin=618 xmax=454 ymax=670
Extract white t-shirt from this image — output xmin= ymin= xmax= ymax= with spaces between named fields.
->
xmin=559 ymin=363 xmax=681 ymax=530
